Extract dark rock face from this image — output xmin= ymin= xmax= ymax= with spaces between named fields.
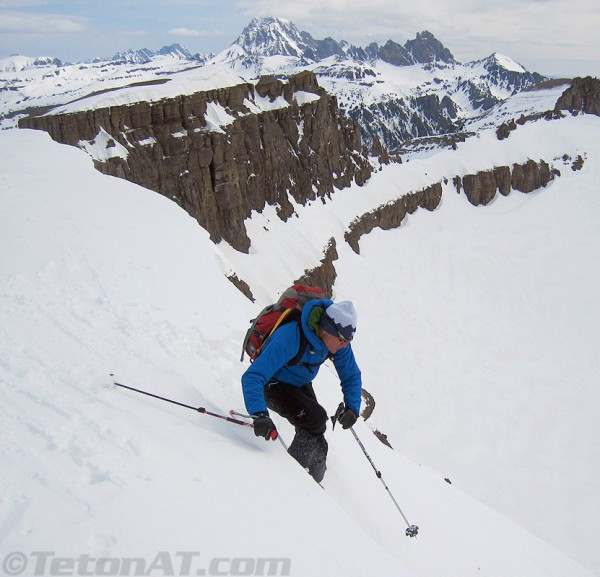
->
xmin=458 ymin=79 xmax=499 ymax=110
xmin=555 ymin=76 xmax=600 ymax=116
xmin=294 ymin=238 xmax=338 ymax=298
xmin=462 ymin=170 xmax=499 ymax=205
xmin=378 ymin=31 xmax=456 ymax=67
xmin=20 ymin=71 xmax=373 ymax=253
xmin=571 ymin=155 xmax=584 ymax=171
xmin=494 ymin=166 xmax=512 ymax=195
xmin=371 ymin=134 xmax=390 ymax=164
xmin=456 ymin=159 xmax=556 ymax=205
xmin=227 ymin=274 xmax=255 ymax=302
xmin=344 ymin=183 xmax=443 ymax=254
xmin=347 ymin=92 xmax=462 ymax=150
xmin=496 ymin=119 xmax=517 ymax=140
xmin=405 ymin=31 xmax=456 ymax=65
xmin=345 ymin=157 xmax=561 ymax=255
xmin=361 ymin=389 xmax=376 ymax=420
xmin=378 ymin=40 xmax=414 ymax=67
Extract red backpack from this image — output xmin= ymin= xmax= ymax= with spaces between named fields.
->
xmin=241 ymin=284 xmax=324 ymax=363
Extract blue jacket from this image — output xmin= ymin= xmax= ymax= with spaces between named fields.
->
xmin=242 ymin=299 xmax=362 ymax=415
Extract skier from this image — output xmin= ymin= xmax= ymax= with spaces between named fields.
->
xmin=241 ymin=299 xmax=362 ymax=482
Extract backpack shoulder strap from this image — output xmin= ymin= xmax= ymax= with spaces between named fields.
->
xmin=287 ymin=325 xmax=309 ymax=366
xmin=285 ymin=319 xmax=323 ymax=368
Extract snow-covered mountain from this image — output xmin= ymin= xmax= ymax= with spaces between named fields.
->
xmin=214 ymin=17 xmax=547 ymax=149
xmin=229 ymin=17 xmax=457 ymax=65
xmin=110 ymin=43 xmax=198 ymax=64
xmin=0 ymin=54 xmax=63 ymax=72
xmin=0 ymin=47 xmax=210 ymax=127
xmin=1 ymin=17 xmax=546 ymax=150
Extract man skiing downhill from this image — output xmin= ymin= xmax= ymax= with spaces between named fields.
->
xmin=241 ymin=299 xmax=362 ymax=482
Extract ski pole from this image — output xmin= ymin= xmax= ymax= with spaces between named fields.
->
xmin=110 ymin=376 xmax=277 ymax=440
xmin=332 ymin=403 xmax=419 ymax=538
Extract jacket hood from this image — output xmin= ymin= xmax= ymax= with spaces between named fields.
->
xmin=300 ymin=298 xmax=333 ymax=352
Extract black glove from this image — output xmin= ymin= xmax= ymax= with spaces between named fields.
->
xmin=337 ymin=406 xmax=358 ymax=429
xmin=252 ymin=412 xmax=277 ymax=440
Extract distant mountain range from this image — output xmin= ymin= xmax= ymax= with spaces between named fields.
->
xmin=0 ymin=43 xmax=205 ymax=71
xmin=216 ymin=18 xmax=547 ymax=150
xmin=0 ymin=54 xmax=64 ymax=72
xmin=232 ymin=17 xmax=458 ymax=65
xmin=106 ymin=43 xmax=207 ymax=65
xmin=2 ymin=17 xmax=548 ymax=150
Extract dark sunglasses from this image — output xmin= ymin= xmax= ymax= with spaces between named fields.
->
xmin=337 ymin=331 xmax=353 ymax=343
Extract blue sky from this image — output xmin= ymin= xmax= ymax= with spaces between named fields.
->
xmin=1 ymin=0 xmax=599 ymax=77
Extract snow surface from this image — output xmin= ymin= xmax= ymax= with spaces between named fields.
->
xmin=46 ymin=64 xmax=248 ymax=115
xmin=78 ymin=128 xmax=129 ymax=162
xmin=492 ymin=53 xmax=526 ymax=74
xmin=217 ymin=95 xmax=600 ymax=574
xmin=1 ymin=93 xmax=598 ymax=577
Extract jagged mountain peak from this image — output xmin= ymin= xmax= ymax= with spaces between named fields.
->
xmin=158 ymin=43 xmax=193 ymax=60
xmin=110 ymin=43 xmax=193 ymax=64
xmin=231 ymin=18 xmax=456 ymax=68
xmin=234 ymin=16 xmax=309 ymax=58
xmin=378 ymin=39 xmax=414 ymax=66
xmin=111 ymin=47 xmax=156 ymax=64
xmin=232 ymin=16 xmax=347 ymax=62
xmin=377 ymin=31 xmax=456 ymax=67
xmin=405 ymin=30 xmax=457 ymax=65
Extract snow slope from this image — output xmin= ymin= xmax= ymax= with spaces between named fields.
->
xmin=1 ymin=127 xmax=596 ymax=577
xmin=337 ymin=156 xmax=600 ymax=571
xmin=217 ymin=89 xmax=600 ymax=574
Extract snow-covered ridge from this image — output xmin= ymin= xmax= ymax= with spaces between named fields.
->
xmin=46 ymin=66 xmax=321 ymax=123
xmin=111 ymin=43 xmax=197 ymax=64
xmin=0 ymin=54 xmax=62 ymax=72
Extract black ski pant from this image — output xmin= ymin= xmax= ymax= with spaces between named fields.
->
xmin=264 ymin=380 xmax=328 ymax=482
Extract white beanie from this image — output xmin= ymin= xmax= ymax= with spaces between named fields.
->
xmin=323 ymin=301 xmax=357 ymax=340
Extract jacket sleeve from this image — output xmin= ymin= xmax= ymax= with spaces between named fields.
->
xmin=241 ymin=323 xmax=301 ymax=415
xmin=332 ymin=344 xmax=362 ymax=414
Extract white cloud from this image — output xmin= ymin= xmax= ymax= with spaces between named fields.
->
xmin=168 ymin=27 xmax=201 ymax=38
xmin=0 ymin=11 xmax=88 ymax=34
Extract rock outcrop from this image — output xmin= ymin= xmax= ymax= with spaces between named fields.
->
xmin=294 ymin=238 xmax=338 ymax=298
xmin=457 ymin=159 xmax=557 ymax=206
xmin=496 ymin=77 xmax=600 ymax=141
xmin=555 ymin=76 xmax=600 ymax=116
xmin=19 ymin=71 xmax=374 ymax=252
xmin=344 ymin=183 xmax=443 ymax=254
xmin=344 ymin=157 xmax=562 ymax=254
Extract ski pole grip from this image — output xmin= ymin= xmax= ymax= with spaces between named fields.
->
xmin=270 ymin=429 xmax=278 ymax=440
